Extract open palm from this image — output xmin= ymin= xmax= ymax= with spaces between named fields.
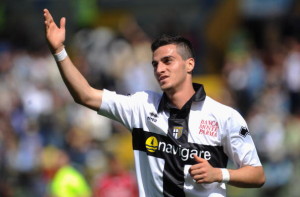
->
xmin=43 ymin=9 xmax=66 ymax=53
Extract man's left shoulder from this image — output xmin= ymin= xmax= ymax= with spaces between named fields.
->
xmin=203 ymin=96 xmax=235 ymax=115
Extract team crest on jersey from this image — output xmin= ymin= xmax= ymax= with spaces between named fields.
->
xmin=172 ymin=126 xmax=184 ymax=139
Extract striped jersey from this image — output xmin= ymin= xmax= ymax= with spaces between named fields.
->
xmin=98 ymin=84 xmax=262 ymax=197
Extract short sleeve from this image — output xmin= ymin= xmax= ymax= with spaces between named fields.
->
xmin=98 ymin=89 xmax=146 ymax=130
xmin=222 ymin=109 xmax=262 ymax=168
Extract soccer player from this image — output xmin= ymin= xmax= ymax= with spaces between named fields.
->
xmin=43 ymin=9 xmax=265 ymax=197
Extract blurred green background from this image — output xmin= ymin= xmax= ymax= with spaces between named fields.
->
xmin=1 ymin=0 xmax=300 ymax=196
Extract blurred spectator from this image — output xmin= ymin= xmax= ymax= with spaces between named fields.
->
xmin=283 ymin=38 xmax=300 ymax=115
xmin=49 ymin=148 xmax=92 ymax=197
xmin=223 ymin=29 xmax=266 ymax=116
xmin=114 ymin=16 xmax=160 ymax=94
xmin=93 ymin=153 xmax=138 ymax=197
xmin=284 ymin=114 xmax=300 ymax=158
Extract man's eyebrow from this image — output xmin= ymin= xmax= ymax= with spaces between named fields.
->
xmin=152 ymin=55 xmax=174 ymax=66
xmin=161 ymin=56 xmax=174 ymax=60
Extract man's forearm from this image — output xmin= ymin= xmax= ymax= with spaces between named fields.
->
xmin=227 ymin=166 xmax=265 ymax=188
xmin=56 ymin=55 xmax=102 ymax=111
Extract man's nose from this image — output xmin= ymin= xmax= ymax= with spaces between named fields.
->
xmin=156 ymin=62 xmax=166 ymax=74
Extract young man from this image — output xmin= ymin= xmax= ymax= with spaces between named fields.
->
xmin=43 ymin=9 xmax=265 ymax=197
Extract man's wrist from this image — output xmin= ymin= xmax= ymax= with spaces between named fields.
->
xmin=51 ymin=44 xmax=65 ymax=54
xmin=220 ymin=168 xmax=230 ymax=183
xmin=53 ymin=47 xmax=68 ymax=62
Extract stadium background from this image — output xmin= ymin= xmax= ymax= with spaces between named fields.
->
xmin=1 ymin=0 xmax=300 ymax=196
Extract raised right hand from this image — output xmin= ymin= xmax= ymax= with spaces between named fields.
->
xmin=43 ymin=9 xmax=66 ymax=54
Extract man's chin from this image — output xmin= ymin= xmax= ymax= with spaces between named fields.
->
xmin=159 ymin=84 xmax=172 ymax=92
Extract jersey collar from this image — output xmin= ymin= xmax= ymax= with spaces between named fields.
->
xmin=158 ymin=83 xmax=206 ymax=113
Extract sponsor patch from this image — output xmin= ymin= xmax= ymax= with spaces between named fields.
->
xmin=239 ymin=126 xmax=250 ymax=137
xmin=144 ymin=136 xmax=212 ymax=161
xmin=145 ymin=136 xmax=158 ymax=152
xmin=147 ymin=112 xmax=158 ymax=122
xmin=198 ymin=120 xmax=219 ymax=137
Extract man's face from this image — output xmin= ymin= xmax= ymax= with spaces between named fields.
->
xmin=152 ymin=44 xmax=193 ymax=92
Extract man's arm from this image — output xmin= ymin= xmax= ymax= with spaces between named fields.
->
xmin=227 ymin=165 xmax=265 ymax=188
xmin=189 ymin=155 xmax=265 ymax=188
xmin=43 ymin=9 xmax=102 ymax=111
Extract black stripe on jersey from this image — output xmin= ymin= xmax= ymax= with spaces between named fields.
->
xmin=132 ymin=129 xmax=228 ymax=196
xmin=132 ymin=129 xmax=228 ymax=168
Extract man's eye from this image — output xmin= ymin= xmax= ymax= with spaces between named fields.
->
xmin=164 ymin=59 xmax=172 ymax=64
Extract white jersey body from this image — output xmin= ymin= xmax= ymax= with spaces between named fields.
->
xmin=98 ymin=84 xmax=262 ymax=197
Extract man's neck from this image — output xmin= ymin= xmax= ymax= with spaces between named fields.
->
xmin=165 ymin=83 xmax=195 ymax=110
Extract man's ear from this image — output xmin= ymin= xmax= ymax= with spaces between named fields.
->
xmin=186 ymin=58 xmax=195 ymax=74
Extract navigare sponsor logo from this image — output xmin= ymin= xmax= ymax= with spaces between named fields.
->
xmin=145 ymin=136 xmax=211 ymax=161
xmin=145 ymin=136 xmax=158 ymax=152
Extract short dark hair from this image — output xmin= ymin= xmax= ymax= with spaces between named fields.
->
xmin=151 ymin=35 xmax=195 ymax=60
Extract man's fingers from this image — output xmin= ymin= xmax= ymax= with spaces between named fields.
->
xmin=44 ymin=9 xmax=65 ymax=31
xmin=189 ymin=155 xmax=216 ymax=184
xmin=190 ymin=168 xmax=204 ymax=176
xmin=44 ymin=9 xmax=53 ymax=21
xmin=43 ymin=9 xmax=55 ymax=27
xmin=193 ymin=154 xmax=206 ymax=163
xmin=189 ymin=155 xmax=207 ymax=175
xmin=192 ymin=172 xmax=208 ymax=184
xmin=60 ymin=17 xmax=66 ymax=30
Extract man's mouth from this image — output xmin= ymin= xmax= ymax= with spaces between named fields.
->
xmin=159 ymin=76 xmax=168 ymax=82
